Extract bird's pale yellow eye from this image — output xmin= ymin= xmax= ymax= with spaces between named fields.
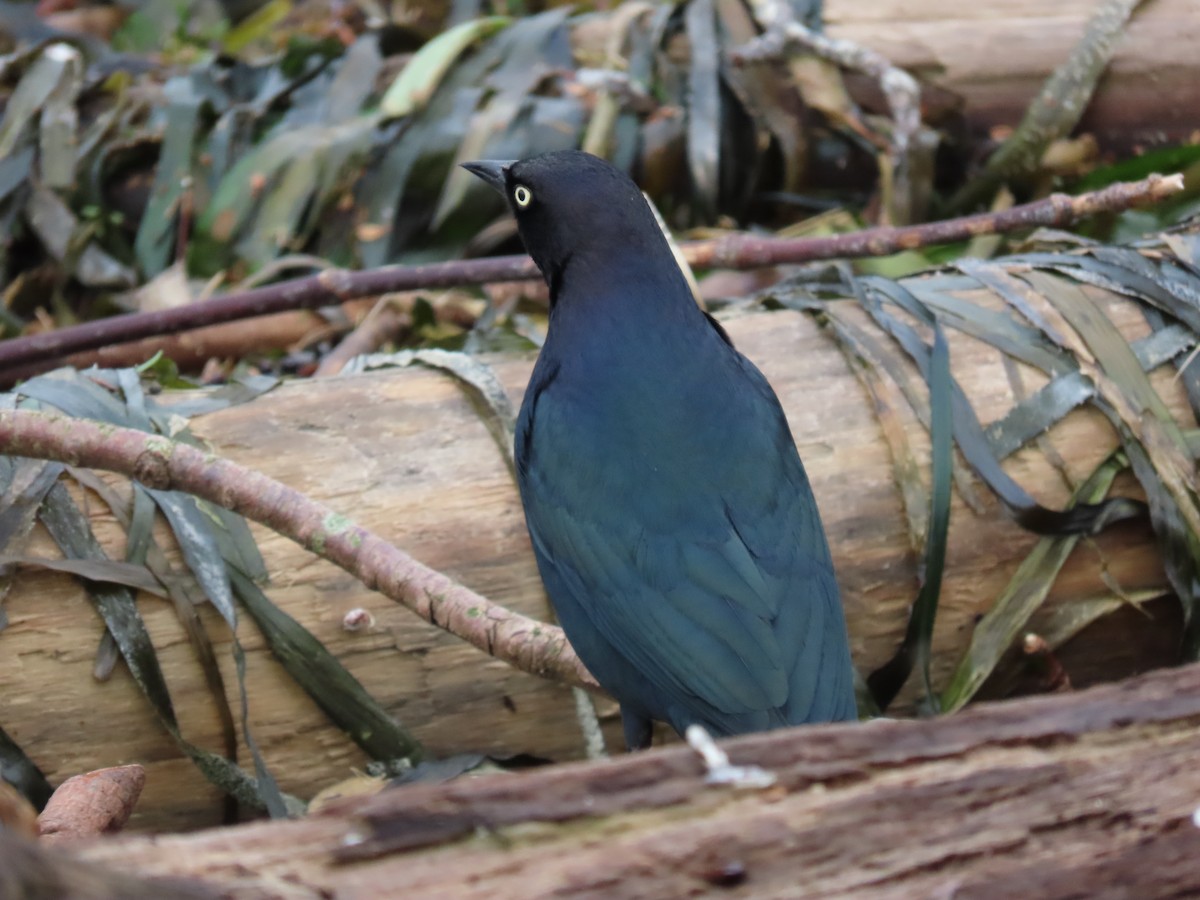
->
xmin=513 ymin=185 xmax=533 ymax=208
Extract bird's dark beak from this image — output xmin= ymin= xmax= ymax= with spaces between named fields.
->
xmin=461 ymin=159 xmax=515 ymax=194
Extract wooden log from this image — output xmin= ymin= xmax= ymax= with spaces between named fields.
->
xmin=0 ymin=829 xmax=217 ymax=900
xmin=824 ymin=0 xmax=1199 ymax=145
xmin=69 ymin=661 xmax=1200 ymax=898
xmin=0 ymin=290 xmax=1189 ymax=832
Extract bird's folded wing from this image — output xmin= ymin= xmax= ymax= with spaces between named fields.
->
xmin=525 ymin=493 xmax=828 ymax=717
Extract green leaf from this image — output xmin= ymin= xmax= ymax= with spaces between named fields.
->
xmin=860 ymin=275 xmax=1141 ymax=537
xmin=866 ymin=324 xmax=953 ymax=713
xmin=38 ymin=482 xmax=295 ymax=814
xmin=684 ymin=0 xmax=720 ymax=221
xmin=1073 ymin=143 xmax=1200 ymax=193
xmin=146 ymin=491 xmax=237 ymax=627
xmin=0 ymin=460 xmax=65 ymax=618
xmin=135 ymin=77 xmax=207 ymax=277
xmin=0 ymin=45 xmax=78 ymax=159
xmin=940 ymin=452 xmax=1129 ymax=711
xmin=36 ymin=44 xmax=83 ymax=190
xmin=195 ymin=120 xmax=374 ymax=272
xmin=380 ymin=17 xmax=512 ymax=118
xmin=232 ymin=569 xmax=422 ymax=766
xmin=221 ymin=0 xmax=292 ymax=56
xmin=0 ymin=555 xmax=169 ymax=598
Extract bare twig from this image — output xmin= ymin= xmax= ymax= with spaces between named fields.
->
xmin=687 ymin=174 xmax=1183 ymax=268
xmin=0 ymin=407 xmax=597 ymax=692
xmin=0 ymin=174 xmax=1181 ymax=379
xmin=313 ymin=291 xmax=481 ymax=378
xmin=734 ymin=0 xmax=920 ymax=155
xmin=314 ymin=298 xmax=412 ymax=377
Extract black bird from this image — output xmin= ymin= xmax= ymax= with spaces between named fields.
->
xmin=463 ymin=151 xmax=856 ymax=749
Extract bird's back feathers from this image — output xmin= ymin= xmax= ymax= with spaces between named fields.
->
xmin=470 ymin=149 xmax=857 ymax=745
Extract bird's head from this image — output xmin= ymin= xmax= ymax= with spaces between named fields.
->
xmin=462 ymin=150 xmax=668 ymax=298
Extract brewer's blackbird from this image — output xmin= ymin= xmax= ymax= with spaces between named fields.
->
xmin=464 ymin=150 xmax=856 ymax=749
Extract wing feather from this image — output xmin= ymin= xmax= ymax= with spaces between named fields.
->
xmin=518 ymin=338 xmax=855 ymax=731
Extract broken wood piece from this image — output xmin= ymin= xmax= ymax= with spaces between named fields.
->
xmin=38 ymin=765 xmax=146 ymax=843
xmin=77 ymin=661 xmax=1200 ymax=898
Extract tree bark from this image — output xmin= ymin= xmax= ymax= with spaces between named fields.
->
xmin=825 ymin=0 xmax=1198 ymax=145
xmin=0 ymin=293 xmax=1189 ymax=832
xmin=64 ymin=661 xmax=1200 ymax=898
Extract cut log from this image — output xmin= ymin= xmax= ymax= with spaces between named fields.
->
xmin=0 ymin=291 xmax=1189 ymax=831
xmin=824 ymin=0 xmax=1199 ymax=145
xmin=68 ymin=661 xmax=1200 ymax=898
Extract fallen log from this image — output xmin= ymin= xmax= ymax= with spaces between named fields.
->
xmin=0 ymin=290 xmax=1190 ymax=831
xmin=824 ymin=0 xmax=1198 ymax=145
xmin=68 ymin=661 xmax=1200 ymax=898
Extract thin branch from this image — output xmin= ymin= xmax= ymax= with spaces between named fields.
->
xmin=310 ymin=295 xmax=500 ymax=377
xmin=314 ymin=296 xmax=414 ymax=378
xmin=947 ymin=0 xmax=1147 ymax=213
xmin=0 ymin=407 xmax=597 ymax=692
xmin=0 ymin=257 xmax=538 ymax=373
xmin=687 ymin=174 xmax=1184 ymax=268
xmin=0 ymin=174 xmax=1182 ymax=377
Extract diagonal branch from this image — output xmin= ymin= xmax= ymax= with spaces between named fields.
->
xmin=0 ymin=407 xmax=598 ymax=692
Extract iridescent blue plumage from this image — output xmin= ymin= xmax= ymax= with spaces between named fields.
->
xmin=464 ymin=150 xmax=856 ymax=749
